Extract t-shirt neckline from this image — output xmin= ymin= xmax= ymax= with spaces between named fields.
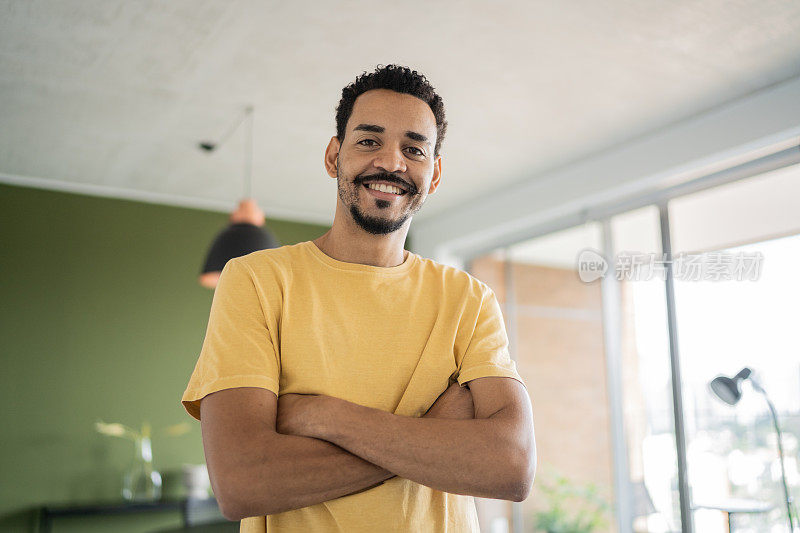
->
xmin=305 ymin=240 xmax=416 ymax=275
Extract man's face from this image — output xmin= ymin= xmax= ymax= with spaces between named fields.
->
xmin=331 ymin=89 xmax=441 ymax=235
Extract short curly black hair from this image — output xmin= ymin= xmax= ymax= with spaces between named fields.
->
xmin=335 ymin=64 xmax=447 ymax=158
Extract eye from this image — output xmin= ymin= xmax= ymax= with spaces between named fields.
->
xmin=405 ymin=146 xmax=425 ymax=157
xmin=357 ymin=139 xmax=379 ymax=147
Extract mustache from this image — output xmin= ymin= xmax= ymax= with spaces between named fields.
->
xmin=354 ymin=172 xmax=418 ymax=195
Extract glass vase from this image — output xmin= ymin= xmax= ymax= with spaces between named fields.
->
xmin=122 ymin=435 xmax=162 ymax=502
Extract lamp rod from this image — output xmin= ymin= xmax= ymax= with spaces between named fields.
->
xmin=750 ymin=378 xmax=798 ymax=531
xmin=244 ymin=105 xmax=253 ymax=199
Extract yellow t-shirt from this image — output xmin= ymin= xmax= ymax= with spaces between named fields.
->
xmin=181 ymin=240 xmax=524 ymax=533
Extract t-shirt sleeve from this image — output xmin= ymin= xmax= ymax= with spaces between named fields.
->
xmin=181 ymin=257 xmax=281 ymax=421
xmin=456 ymin=285 xmax=526 ymax=388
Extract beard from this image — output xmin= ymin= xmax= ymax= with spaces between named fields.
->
xmin=337 ymin=167 xmax=425 ymax=235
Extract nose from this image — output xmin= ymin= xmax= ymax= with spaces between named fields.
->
xmin=372 ymin=144 xmax=407 ymax=174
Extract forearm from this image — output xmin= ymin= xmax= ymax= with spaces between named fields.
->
xmin=308 ymin=398 xmax=532 ymax=501
xmin=227 ymin=382 xmax=475 ymax=518
xmin=227 ymin=430 xmax=392 ymax=519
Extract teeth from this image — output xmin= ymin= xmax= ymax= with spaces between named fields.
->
xmin=367 ymin=183 xmax=402 ymax=195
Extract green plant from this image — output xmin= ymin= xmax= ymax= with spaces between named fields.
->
xmin=530 ymin=473 xmax=611 ymax=533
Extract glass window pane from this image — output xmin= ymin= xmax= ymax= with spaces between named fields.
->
xmin=611 ymin=205 xmax=682 ymax=533
xmin=669 ymin=165 xmax=800 ymax=533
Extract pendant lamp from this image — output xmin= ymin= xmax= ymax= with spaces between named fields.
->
xmin=198 ymin=106 xmax=278 ymax=289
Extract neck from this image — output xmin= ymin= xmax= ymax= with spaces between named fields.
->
xmin=313 ymin=202 xmax=410 ymax=267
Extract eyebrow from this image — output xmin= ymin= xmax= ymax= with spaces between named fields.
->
xmin=353 ymin=123 xmax=431 ymax=146
xmin=405 ymin=130 xmax=429 ymax=144
xmin=353 ymin=124 xmax=384 ymax=134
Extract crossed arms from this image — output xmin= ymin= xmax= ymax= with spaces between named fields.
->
xmin=200 ymin=376 xmax=536 ymax=521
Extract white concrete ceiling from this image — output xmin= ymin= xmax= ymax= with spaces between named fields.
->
xmin=2 ymin=1 xmax=800 ymax=225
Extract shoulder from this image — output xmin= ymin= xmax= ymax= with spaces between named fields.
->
xmin=233 ymin=242 xmax=307 ymax=274
xmin=223 ymin=242 xmax=309 ymax=291
xmin=413 ymin=254 xmax=495 ymax=301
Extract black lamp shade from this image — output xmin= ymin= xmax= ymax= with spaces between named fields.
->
xmin=709 ymin=367 xmax=752 ymax=405
xmin=710 ymin=376 xmax=741 ymax=405
xmin=200 ymin=223 xmax=278 ymax=274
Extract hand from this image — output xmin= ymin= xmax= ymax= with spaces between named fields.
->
xmin=423 ymin=381 xmax=474 ymax=420
xmin=276 ymin=393 xmax=321 ymax=437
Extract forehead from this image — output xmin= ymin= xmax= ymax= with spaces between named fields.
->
xmin=348 ymin=89 xmax=437 ymax=138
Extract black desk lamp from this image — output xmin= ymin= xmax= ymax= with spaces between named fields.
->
xmin=710 ymin=367 xmax=798 ymax=531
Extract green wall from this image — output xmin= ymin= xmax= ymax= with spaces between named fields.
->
xmin=0 ymin=183 xmax=329 ymax=532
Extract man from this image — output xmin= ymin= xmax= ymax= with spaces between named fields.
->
xmin=182 ymin=65 xmax=536 ymax=532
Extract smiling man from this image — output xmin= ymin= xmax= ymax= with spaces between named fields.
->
xmin=181 ymin=65 xmax=536 ymax=532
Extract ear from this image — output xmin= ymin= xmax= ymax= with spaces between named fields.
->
xmin=324 ymin=136 xmax=341 ymax=179
xmin=427 ymin=156 xmax=442 ymax=194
